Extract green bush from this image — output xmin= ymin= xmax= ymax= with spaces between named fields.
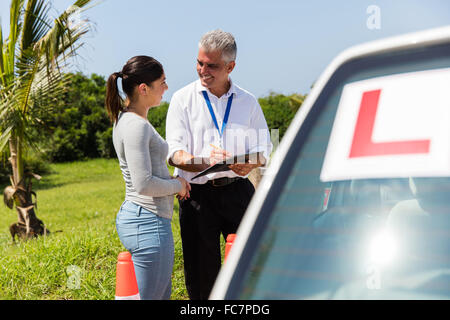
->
xmin=42 ymin=73 xmax=111 ymax=162
xmin=147 ymin=102 xmax=169 ymax=138
xmin=96 ymin=127 xmax=115 ymax=159
xmin=259 ymin=92 xmax=305 ymax=140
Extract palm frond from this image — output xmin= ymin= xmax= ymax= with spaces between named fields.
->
xmin=16 ymin=41 xmax=73 ymax=115
xmin=0 ymin=84 xmax=23 ymax=153
xmin=21 ymin=0 xmax=52 ymax=52
xmin=6 ymin=0 xmax=25 ymax=78
xmin=0 ymin=19 xmax=5 ymax=86
xmin=0 ymin=54 xmax=68 ymax=154
xmin=33 ymin=1 xmax=91 ymax=71
xmin=0 ymin=126 xmax=13 ymax=153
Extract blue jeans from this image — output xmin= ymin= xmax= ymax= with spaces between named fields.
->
xmin=116 ymin=200 xmax=174 ymax=300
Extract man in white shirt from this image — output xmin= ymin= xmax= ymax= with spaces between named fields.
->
xmin=166 ymin=29 xmax=272 ymax=300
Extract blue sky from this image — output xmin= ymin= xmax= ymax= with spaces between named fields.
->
xmin=1 ymin=0 xmax=450 ymax=100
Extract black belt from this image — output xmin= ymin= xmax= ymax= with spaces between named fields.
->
xmin=206 ymin=176 xmax=242 ymax=187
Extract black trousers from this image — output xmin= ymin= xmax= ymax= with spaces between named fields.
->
xmin=178 ymin=178 xmax=255 ymax=300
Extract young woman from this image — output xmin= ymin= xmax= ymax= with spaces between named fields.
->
xmin=105 ymin=55 xmax=190 ymax=300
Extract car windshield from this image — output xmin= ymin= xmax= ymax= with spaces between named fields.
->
xmin=232 ymin=42 xmax=450 ymax=299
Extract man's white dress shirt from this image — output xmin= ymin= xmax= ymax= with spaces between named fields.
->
xmin=166 ymin=78 xmax=273 ymax=184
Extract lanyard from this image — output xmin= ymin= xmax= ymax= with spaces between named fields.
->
xmin=202 ymin=90 xmax=233 ymax=138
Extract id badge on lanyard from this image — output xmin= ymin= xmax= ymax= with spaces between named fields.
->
xmin=202 ymin=90 xmax=233 ymax=148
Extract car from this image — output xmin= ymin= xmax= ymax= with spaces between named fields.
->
xmin=210 ymin=25 xmax=450 ymax=300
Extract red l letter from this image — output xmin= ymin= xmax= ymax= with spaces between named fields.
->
xmin=349 ymin=89 xmax=430 ymax=158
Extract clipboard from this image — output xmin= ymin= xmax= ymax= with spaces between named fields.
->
xmin=191 ymin=152 xmax=262 ymax=180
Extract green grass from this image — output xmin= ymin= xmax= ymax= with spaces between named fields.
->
xmin=0 ymin=158 xmax=197 ymax=300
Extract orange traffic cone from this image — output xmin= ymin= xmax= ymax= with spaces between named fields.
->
xmin=224 ymin=234 xmax=236 ymax=262
xmin=115 ymin=251 xmax=140 ymax=300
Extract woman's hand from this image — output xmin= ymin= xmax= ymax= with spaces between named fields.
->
xmin=176 ymin=176 xmax=191 ymax=200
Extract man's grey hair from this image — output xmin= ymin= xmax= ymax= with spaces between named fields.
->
xmin=199 ymin=29 xmax=237 ymax=63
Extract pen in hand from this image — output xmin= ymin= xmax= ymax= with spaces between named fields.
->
xmin=209 ymin=144 xmax=231 ymax=165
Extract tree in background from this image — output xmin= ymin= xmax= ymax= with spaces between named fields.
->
xmin=0 ymin=0 xmax=93 ymax=241
xmin=259 ymin=92 xmax=305 ymax=140
xmin=42 ymin=72 xmax=112 ymax=161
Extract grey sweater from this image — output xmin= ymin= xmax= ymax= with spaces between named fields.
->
xmin=113 ymin=112 xmax=181 ymax=219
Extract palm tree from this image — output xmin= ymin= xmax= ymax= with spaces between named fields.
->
xmin=0 ymin=0 xmax=92 ymax=241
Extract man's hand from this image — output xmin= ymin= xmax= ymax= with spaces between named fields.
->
xmin=210 ymin=145 xmax=265 ymax=176
xmin=228 ymin=162 xmax=259 ymax=176
xmin=169 ymin=150 xmax=210 ymax=173
xmin=209 ymin=145 xmax=231 ymax=166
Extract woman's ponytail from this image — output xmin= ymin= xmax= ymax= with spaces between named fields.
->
xmin=105 ymin=72 xmax=123 ymax=123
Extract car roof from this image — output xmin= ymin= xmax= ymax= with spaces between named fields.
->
xmin=210 ymin=25 xmax=450 ymax=300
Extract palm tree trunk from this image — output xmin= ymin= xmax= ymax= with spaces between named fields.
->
xmin=8 ymin=134 xmax=20 ymax=186
xmin=8 ymin=134 xmax=49 ymax=242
